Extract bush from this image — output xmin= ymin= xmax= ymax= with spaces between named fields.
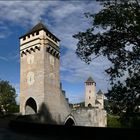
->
xmin=7 ymin=104 xmax=19 ymax=114
xmin=120 ymin=115 xmax=140 ymax=128
xmin=107 ymin=114 xmax=140 ymax=128
xmin=107 ymin=114 xmax=122 ymax=128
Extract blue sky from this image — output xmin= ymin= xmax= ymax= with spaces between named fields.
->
xmin=0 ymin=0 xmax=111 ymax=104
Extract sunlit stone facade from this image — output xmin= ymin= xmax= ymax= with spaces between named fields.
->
xmin=19 ymin=22 xmax=107 ymax=127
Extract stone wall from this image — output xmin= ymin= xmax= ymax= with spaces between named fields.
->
xmin=71 ymin=107 xmax=107 ymax=127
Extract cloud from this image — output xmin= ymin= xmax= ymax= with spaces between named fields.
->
xmin=60 ymin=50 xmax=111 ymax=92
xmin=0 ymin=0 xmax=103 ymax=51
xmin=0 ymin=1 xmax=102 ymax=43
xmin=0 ymin=23 xmax=12 ymax=38
xmin=0 ymin=51 xmax=19 ymax=62
xmin=48 ymin=1 xmax=102 ymax=50
xmin=49 ymin=1 xmax=102 ymax=20
xmin=67 ymin=93 xmax=84 ymax=103
xmin=50 ymin=3 xmax=83 ymax=19
xmin=0 ymin=1 xmax=110 ymax=103
xmin=8 ymin=51 xmax=20 ymax=63
xmin=0 ymin=1 xmax=58 ymax=27
xmin=0 ymin=56 xmax=8 ymax=61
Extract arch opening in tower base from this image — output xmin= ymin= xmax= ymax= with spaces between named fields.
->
xmin=88 ymin=103 xmax=92 ymax=107
xmin=25 ymin=97 xmax=37 ymax=115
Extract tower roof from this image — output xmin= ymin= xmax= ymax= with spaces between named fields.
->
xmin=26 ymin=22 xmax=47 ymax=34
xmin=19 ymin=22 xmax=60 ymax=41
xmin=97 ymin=90 xmax=103 ymax=95
xmin=85 ymin=76 xmax=95 ymax=83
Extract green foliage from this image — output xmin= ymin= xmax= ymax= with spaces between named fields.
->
xmin=73 ymin=1 xmax=140 ymax=118
xmin=120 ymin=113 xmax=140 ymax=128
xmin=107 ymin=114 xmax=122 ymax=128
xmin=107 ymin=114 xmax=140 ymax=128
xmin=8 ymin=104 xmax=19 ymax=114
xmin=0 ymin=80 xmax=18 ymax=115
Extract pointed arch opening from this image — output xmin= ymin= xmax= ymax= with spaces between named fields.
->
xmin=65 ymin=118 xmax=75 ymax=126
xmin=64 ymin=115 xmax=76 ymax=126
xmin=25 ymin=97 xmax=37 ymax=115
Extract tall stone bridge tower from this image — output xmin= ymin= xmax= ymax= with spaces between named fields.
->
xmin=19 ymin=22 xmax=70 ymax=124
xmin=85 ymin=77 xmax=96 ymax=107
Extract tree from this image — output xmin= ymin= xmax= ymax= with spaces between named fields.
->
xmin=0 ymin=80 xmax=18 ymax=115
xmin=73 ymin=0 xmax=140 ymax=118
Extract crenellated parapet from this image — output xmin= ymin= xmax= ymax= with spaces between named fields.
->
xmin=46 ymin=45 xmax=60 ymax=59
xmin=20 ymin=45 xmax=41 ymax=57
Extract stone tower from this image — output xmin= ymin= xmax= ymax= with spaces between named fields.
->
xmin=85 ymin=77 xmax=96 ymax=107
xmin=19 ymin=22 xmax=70 ymax=123
xmin=96 ymin=90 xmax=104 ymax=109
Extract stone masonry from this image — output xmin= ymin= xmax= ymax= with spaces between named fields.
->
xmin=19 ymin=22 xmax=107 ymax=127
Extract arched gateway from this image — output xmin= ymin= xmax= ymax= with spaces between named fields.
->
xmin=25 ymin=97 xmax=37 ymax=115
xmin=64 ymin=115 xmax=76 ymax=126
xmin=65 ymin=118 xmax=75 ymax=126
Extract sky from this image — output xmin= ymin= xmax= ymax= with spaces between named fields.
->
xmin=0 ymin=0 xmax=111 ymax=104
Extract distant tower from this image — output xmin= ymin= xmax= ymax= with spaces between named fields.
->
xmin=19 ymin=22 xmax=70 ymax=123
xmin=85 ymin=77 xmax=96 ymax=107
xmin=96 ymin=90 xmax=104 ymax=109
